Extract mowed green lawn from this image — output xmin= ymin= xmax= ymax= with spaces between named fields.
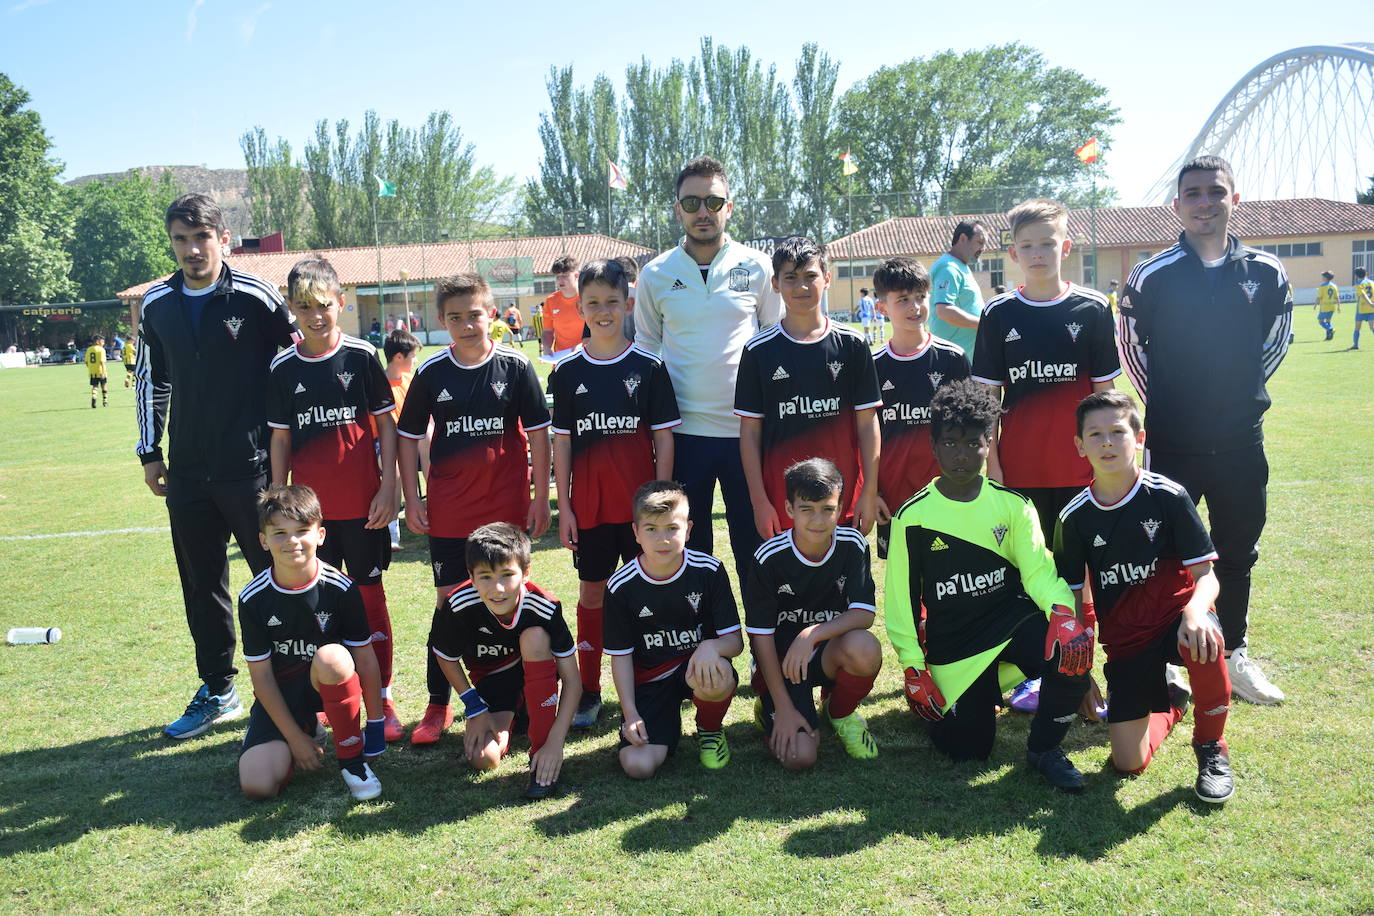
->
xmin=1 ymin=326 xmax=1371 ymax=914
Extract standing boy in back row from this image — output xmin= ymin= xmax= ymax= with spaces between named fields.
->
xmin=548 ymin=258 xmax=681 ymax=728
xmin=398 ymin=274 xmax=552 ymax=743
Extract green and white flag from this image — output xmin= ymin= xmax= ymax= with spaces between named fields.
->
xmin=375 ymin=175 xmax=397 ymax=198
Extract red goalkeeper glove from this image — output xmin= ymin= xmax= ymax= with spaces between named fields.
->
xmin=903 ymin=666 xmax=945 ymax=721
xmin=1045 ymin=604 xmax=1093 ymax=676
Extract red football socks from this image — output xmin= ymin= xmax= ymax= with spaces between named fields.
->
xmin=358 ymin=582 xmax=393 ymax=688
xmin=319 ymin=673 xmax=363 ymax=760
xmin=692 ymin=692 xmax=733 ymax=732
xmin=575 ymin=603 xmax=603 ymax=694
xmin=522 ymin=658 xmax=560 ymax=754
xmin=1184 ymin=653 xmax=1231 ymax=746
xmin=1115 ymin=705 xmax=1183 ymax=775
xmin=827 ymin=667 xmax=878 ymax=719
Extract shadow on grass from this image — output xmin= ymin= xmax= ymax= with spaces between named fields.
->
xmin=531 ymin=704 xmax=1196 ymax=862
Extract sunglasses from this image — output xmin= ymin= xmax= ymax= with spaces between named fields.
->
xmin=678 ymin=195 xmax=728 ymax=213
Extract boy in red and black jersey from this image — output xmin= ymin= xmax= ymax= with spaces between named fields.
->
xmin=735 ymin=236 xmax=882 ymax=540
xmin=1055 ymin=391 xmax=1235 ymax=803
xmin=267 ymin=258 xmax=403 ymax=741
xmin=972 ymin=199 xmax=1120 ymax=541
xmin=869 ymin=257 xmax=971 ymax=559
xmin=237 ymin=486 xmax=385 ymax=801
xmin=549 ymin=259 xmax=681 ymax=730
xmin=428 ymin=523 xmax=580 ymax=798
xmin=744 ymin=459 xmax=883 ymax=770
xmin=397 ymin=273 xmax=552 ymax=746
xmin=605 ymin=481 xmax=742 ymax=777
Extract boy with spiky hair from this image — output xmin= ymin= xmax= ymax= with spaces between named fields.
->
xmin=238 ymin=485 xmax=385 ymax=801
xmin=398 ymin=273 xmax=552 ymax=745
xmin=607 ymin=481 xmax=743 ymax=777
xmin=735 ymin=236 xmax=882 ymax=540
xmin=1056 ymin=390 xmax=1234 ymax=802
xmin=885 ymin=380 xmax=1092 ymax=791
xmin=870 ymin=256 xmax=971 ymax=559
xmin=267 ymin=257 xmax=402 ymax=742
xmin=544 ymin=255 xmax=582 ymax=355
xmin=746 ymin=458 xmax=883 ymax=770
xmin=429 ymin=523 xmax=580 ymax=798
xmin=973 ymin=198 xmax=1120 ymax=542
xmin=549 ymin=258 xmax=681 ymax=729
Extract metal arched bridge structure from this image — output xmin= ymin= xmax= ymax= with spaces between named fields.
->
xmin=1144 ymin=42 xmax=1374 ymax=204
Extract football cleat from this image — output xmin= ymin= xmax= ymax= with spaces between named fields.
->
xmin=571 ymin=691 xmax=602 ymax=729
xmin=824 ymin=703 xmax=879 ymax=759
xmin=1227 ymin=648 xmax=1284 ymax=705
xmin=340 ymin=760 xmax=382 ymax=800
xmin=698 ymin=729 xmax=730 ymax=770
xmin=410 ymin=703 xmax=453 ymax=745
xmin=1028 ymin=746 xmax=1085 ymax=792
xmin=381 ymin=699 xmax=406 ymax=742
xmin=1193 ymin=740 xmax=1235 ymax=803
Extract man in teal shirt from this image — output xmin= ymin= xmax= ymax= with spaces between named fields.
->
xmin=928 ymin=220 xmax=989 ymax=359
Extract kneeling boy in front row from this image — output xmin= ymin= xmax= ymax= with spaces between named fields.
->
xmin=605 ymin=481 xmax=743 ymax=778
xmin=747 ymin=458 xmax=883 ymax=770
xmin=238 ymin=485 xmax=386 ymax=801
xmin=428 ymin=523 xmax=581 ymax=798
xmin=1054 ymin=390 xmax=1234 ymax=803
xmin=885 ymin=380 xmax=1092 ymax=791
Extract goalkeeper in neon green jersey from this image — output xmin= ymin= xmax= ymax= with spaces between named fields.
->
xmin=884 ymin=379 xmax=1093 ymax=791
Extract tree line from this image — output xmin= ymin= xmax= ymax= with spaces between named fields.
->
xmin=1 ymin=41 xmax=1119 ymax=306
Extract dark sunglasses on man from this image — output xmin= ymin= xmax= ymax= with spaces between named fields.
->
xmin=678 ymin=195 xmax=728 ymax=213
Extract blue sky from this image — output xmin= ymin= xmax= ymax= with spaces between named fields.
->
xmin=2 ymin=0 xmax=1366 ymax=204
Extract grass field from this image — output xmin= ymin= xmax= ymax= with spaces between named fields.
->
xmin=1 ymin=326 xmax=1371 ymax=914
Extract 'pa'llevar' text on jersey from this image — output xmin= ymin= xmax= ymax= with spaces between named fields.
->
xmin=885 ymin=478 xmax=1072 ymax=669
xmin=1054 ymin=470 xmax=1217 ymax=660
xmin=239 ymin=562 xmax=372 ymax=682
xmin=972 ymin=285 xmax=1120 ymax=488
xmin=604 ymin=550 xmax=741 ymax=683
xmin=267 ymin=335 xmax=395 ymax=520
xmin=430 ymin=580 xmax=574 ymax=680
xmin=734 ymin=320 xmax=882 ymax=523
xmin=744 ymin=527 xmax=875 ymax=654
xmin=396 ymin=343 xmax=551 ymax=539
xmin=873 ymin=337 xmax=970 ymax=508
xmin=549 ymin=344 xmax=681 ymax=527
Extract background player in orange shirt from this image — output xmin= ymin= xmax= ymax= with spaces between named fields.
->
xmin=543 ymin=256 xmax=583 ymax=355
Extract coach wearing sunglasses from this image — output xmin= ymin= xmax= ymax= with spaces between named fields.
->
xmin=634 ymin=156 xmax=782 ymax=578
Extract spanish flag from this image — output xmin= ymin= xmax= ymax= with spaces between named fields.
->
xmin=1075 ymin=137 xmax=1101 ymax=165
xmin=839 ymin=150 xmax=859 ymax=176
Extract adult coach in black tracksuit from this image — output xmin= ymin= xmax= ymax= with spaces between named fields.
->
xmin=1117 ymin=156 xmax=1292 ymax=705
xmin=135 ymin=194 xmax=296 ymax=738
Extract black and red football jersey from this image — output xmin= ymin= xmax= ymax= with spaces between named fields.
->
xmin=548 ymin=344 xmax=681 ymax=528
xmin=744 ymin=527 xmax=875 ymax=654
xmin=396 ymin=343 xmax=551 ymax=539
xmin=239 ymin=561 xmax=372 ymax=682
xmin=873 ymin=336 xmax=971 ymax=509
xmin=603 ymin=550 xmax=741 ymax=684
xmin=267 ymin=336 xmax=395 ymax=520
xmin=733 ymin=321 xmax=882 ymax=523
xmin=429 ymin=580 xmax=574 ymax=681
xmin=1054 ymin=470 xmax=1217 ymax=660
xmin=972 ymin=285 xmax=1120 ymax=488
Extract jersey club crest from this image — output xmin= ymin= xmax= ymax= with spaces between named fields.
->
xmin=727 ymin=266 xmax=751 ymax=292
xmin=490 ymin=380 xmax=508 ymax=399
xmin=1141 ymin=518 xmax=1161 ymax=542
xmin=991 ymin=524 xmax=1009 ymax=546
xmin=336 ymin=370 xmax=354 ymax=390
xmin=314 ymin=610 xmax=332 ymax=631
xmin=623 ymin=374 xmax=641 ymax=397
xmin=1065 ymin=322 xmax=1083 ymax=342
xmin=827 ymin=361 xmax=844 ymax=380
xmin=928 ymin=371 xmax=944 ymax=388
xmin=223 ymin=316 xmax=244 ymax=340
xmin=1238 ymin=280 xmax=1261 ymax=303
xmin=686 ymin=592 xmax=702 ymax=611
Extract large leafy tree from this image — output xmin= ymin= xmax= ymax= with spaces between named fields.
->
xmin=524 ymin=68 xmax=623 ymax=238
xmin=833 ymin=44 xmax=1119 ymax=226
xmin=0 ymin=73 xmax=74 ymax=304
xmin=65 ymin=170 xmax=180 ymax=301
xmin=241 ymin=127 xmax=307 ymax=249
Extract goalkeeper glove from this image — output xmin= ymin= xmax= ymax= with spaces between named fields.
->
xmin=1045 ymin=604 xmax=1093 ymax=676
xmin=903 ymin=666 xmax=945 ymax=721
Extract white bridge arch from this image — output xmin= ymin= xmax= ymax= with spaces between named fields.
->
xmin=1144 ymin=42 xmax=1374 ymax=204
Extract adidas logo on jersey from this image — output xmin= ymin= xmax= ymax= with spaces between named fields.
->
xmin=881 ymin=379 xmax=895 ymax=391
xmin=369 ymin=567 xmax=382 ymax=577
xmin=639 ymin=606 xmax=653 ymax=618
xmin=777 ymin=584 xmax=794 ymax=595
xmin=478 ymin=626 xmax=492 ymax=634
xmin=575 ymin=383 xmax=588 ymax=394
xmin=436 ymin=389 xmax=453 ymax=403
xmin=1092 ymin=534 xmax=1107 ymax=547
xmin=670 ymin=278 xmax=688 ymax=291
xmin=1005 ymin=328 xmax=1022 ymax=342
xmin=294 ymin=382 xmax=307 ymax=394
xmin=772 ymin=366 xmax=790 ymax=381
xmin=267 ymin=615 xmax=282 ymax=626
xmin=931 ymin=537 xmax=949 ymax=551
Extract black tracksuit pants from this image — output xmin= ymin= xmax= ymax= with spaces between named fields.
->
xmin=165 ymin=472 xmax=271 ymax=696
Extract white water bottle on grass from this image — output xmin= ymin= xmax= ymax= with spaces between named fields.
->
xmin=7 ymin=627 xmax=61 ymax=645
